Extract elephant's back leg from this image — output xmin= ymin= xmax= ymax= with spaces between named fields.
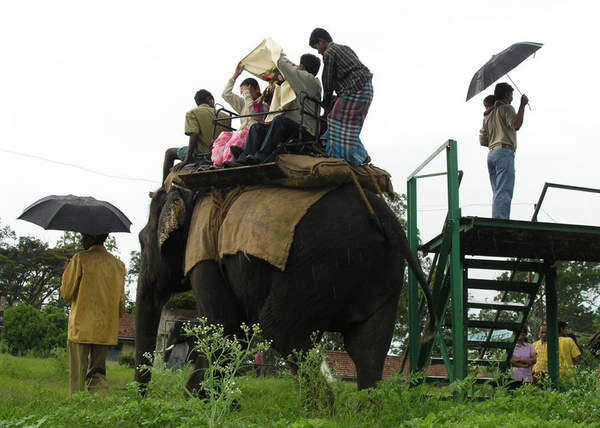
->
xmin=342 ymin=286 xmax=401 ymax=390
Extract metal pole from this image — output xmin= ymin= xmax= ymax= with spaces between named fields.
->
xmin=446 ymin=140 xmax=466 ymax=380
xmin=407 ymin=177 xmax=420 ymax=374
xmin=545 ymin=266 xmax=560 ymax=389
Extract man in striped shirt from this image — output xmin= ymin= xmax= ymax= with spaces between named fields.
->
xmin=310 ymin=28 xmax=373 ymax=166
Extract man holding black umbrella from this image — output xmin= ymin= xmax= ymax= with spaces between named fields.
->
xmin=60 ymin=233 xmax=126 ymax=394
xmin=479 ymin=82 xmax=528 ymax=219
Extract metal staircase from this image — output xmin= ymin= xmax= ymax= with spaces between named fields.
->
xmin=405 ymin=140 xmax=600 ymax=388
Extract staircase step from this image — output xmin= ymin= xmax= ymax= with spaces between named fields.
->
xmin=430 ymin=357 xmax=507 ymax=368
xmin=467 ymin=279 xmax=538 ymax=293
xmin=467 ymin=340 xmax=514 ymax=349
xmin=424 ymin=376 xmax=494 ymax=385
xmin=463 ymin=259 xmax=547 ymax=272
xmin=467 ymin=300 xmax=528 ymax=312
xmin=466 ymin=319 xmax=522 ymax=330
xmin=444 ymin=319 xmax=522 ymax=330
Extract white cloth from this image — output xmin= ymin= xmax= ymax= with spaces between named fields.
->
xmin=221 ymin=78 xmax=263 ymax=129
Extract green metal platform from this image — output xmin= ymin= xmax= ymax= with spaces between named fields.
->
xmin=406 ymin=140 xmax=600 ymax=388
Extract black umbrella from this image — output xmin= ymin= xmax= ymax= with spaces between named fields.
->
xmin=466 ymin=41 xmax=543 ymax=101
xmin=18 ymin=195 xmax=132 ymax=235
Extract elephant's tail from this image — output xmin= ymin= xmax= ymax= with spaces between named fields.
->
xmin=377 ymin=199 xmax=438 ymax=342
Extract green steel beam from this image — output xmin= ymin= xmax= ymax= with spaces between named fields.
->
xmin=467 ymin=279 xmax=539 ymax=293
xmin=466 ymin=320 xmax=523 ymax=330
xmin=407 ymin=140 xmax=452 ymax=181
xmin=446 ymin=140 xmax=466 ymax=380
xmin=463 ymin=258 xmax=547 ymax=272
xmin=467 ymin=301 xmax=527 ymax=312
xmin=407 ymin=177 xmax=420 ymax=374
xmin=532 ymin=182 xmax=600 ymax=222
xmin=463 ymin=216 xmax=600 ymax=236
xmin=546 ymin=267 xmax=560 ymax=388
xmin=467 ymin=341 xmax=515 ymax=350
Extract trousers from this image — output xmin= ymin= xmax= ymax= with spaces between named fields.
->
xmin=67 ymin=340 xmax=109 ymax=394
xmin=487 ymin=146 xmax=515 ymax=219
xmin=240 ymin=115 xmax=304 ymax=162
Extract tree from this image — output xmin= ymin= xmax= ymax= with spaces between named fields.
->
xmin=2 ymin=303 xmax=68 ymax=354
xmin=0 ymin=228 xmax=123 ymax=308
xmin=0 ymin=236 xmax=73 ymax=308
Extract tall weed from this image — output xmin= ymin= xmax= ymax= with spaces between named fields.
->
xmin=183 ymin=318 xmax=271 ymax=428
xmin=289 ymin=333 xmax=335 ymax=416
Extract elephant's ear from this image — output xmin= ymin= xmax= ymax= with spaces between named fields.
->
xmin=158 ymin=190 xmax=187 ymax=249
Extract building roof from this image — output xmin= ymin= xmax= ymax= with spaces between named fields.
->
xmin=118 ymin=313 xmax=136 ymax=339
xmin=324 ymin=350 xmax=448 ymax=380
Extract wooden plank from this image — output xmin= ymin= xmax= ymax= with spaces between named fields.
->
xmin=467 ymin=301 xmax=527 ymax=312
xmin=177 ymin=162 xmax=286 ymax=189
xmin=467 ymin=279 xmax=537 ymax=294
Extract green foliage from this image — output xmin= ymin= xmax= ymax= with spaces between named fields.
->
xmin=2 ymin=304 xmax=67 ymax=355
xmin=118 ymin=354 xmax=136 ymax=368
xmin=290 ymin=333 xmax=334 ymax=415
xmin=2 ymin=352 xmax=600 ymax=427
xmin=0 ymin=235 xmax=73 ymax=308
xmin=165 ymin=291 xmax=196 ymax=310
xmin=183 ymin=318 xmax=271 ymax=428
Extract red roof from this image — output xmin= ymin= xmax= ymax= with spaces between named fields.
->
xmin=118 ymin=313 xmax=136 ymax=339
xmin=324 ymin=350 xmax=448 ymax=379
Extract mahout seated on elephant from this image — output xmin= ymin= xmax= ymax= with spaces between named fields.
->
xmin=135 ymin=184 xmax=435 ymax=396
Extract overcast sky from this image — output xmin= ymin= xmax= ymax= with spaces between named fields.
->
xmin=2 ymin=0 xmax=599 ymax=300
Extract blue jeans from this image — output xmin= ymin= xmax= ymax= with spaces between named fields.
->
xmin=487 ymin=147 xmax=515 ymax=219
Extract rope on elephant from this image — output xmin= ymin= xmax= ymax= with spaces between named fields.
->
xmin=363 ymin=165 xmax=385 ymax=198
xmin=349 ymin=169 xmax=376 ymax=217
xmin=209 ymin=186 xmax=244 ymax=261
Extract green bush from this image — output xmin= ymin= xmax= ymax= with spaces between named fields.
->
xmin=118 ymin=354 xmax=135 ymax=368
xmin=2 ymin=304 xmax=67 ymax=355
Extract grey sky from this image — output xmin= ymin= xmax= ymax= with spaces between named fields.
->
xmin=1 ymin=0 xmax=599 ymax=300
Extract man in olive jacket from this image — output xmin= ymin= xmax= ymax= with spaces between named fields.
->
xmin=60 ymin=233 xmax=126 ymax=394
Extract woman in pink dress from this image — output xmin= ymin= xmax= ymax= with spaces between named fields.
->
xmin=509 ymin=326 xmax=537 ymax=388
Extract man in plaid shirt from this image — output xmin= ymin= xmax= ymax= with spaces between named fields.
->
xmin=310 ymin=28 xmax=373 ymax=166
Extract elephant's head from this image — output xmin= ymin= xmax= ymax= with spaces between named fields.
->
xmin=135 ymin=186 xmax=194 ymax=385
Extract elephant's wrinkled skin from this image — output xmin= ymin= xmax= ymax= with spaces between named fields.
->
xmin=135 ymin=184 xmax=432 ymax=391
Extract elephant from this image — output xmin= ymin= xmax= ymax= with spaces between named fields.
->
xmin=135 ymin=183 xmax=434 ymax=392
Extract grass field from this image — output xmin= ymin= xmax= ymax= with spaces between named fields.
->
xmin=1 ymin=352 xmax=600 ymax=427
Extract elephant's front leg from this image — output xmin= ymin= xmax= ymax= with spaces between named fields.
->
xmin=135 ymin=285 xmax=169 ymax=389
xmin=185 ymin=261 xmax=243 ymax=395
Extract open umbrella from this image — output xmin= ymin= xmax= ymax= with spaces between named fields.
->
xmin=18 ymin=195 xmax=132 ymax=235
xmin=466 ymin=41 xmax=543 ymax=101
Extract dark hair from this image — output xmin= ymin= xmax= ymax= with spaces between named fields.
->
xmin=83 ymin=233 xmax=108 ymax=245
xmin=494 ymin=82 xmax=513 ymax=100
xmin=194 ymin=89 xmax=214 ymax=106
xmin=240 ymin=78 xmax=260 ymax=91
xmin=558 ymin=321 xmax=568 ymax=331
xmin=483 ymin=94 xmax=496 ymax=107
xmin=309 ymin=28 xmax=332 ymax=47
xmin=300 ymin=54 xmax=321 ymax=76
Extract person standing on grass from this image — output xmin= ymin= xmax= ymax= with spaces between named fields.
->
xmin=557 ymin=320 xmax=582 ymax=378
xmin=60 ymin=233 xmax=126 ymax=394
xmin=479 ymin=82 xmax=528 ymax=219
xmin=309 ymin=28 xmax=373 ymax=166
xmin=532 ymin=325 xmax=548 ymax=386
xmin=508 ymin=326 xmax=536 ymax=388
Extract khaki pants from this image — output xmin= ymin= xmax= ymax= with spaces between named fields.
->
xmin=67 ymin=340 xmax=109 ymax=394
